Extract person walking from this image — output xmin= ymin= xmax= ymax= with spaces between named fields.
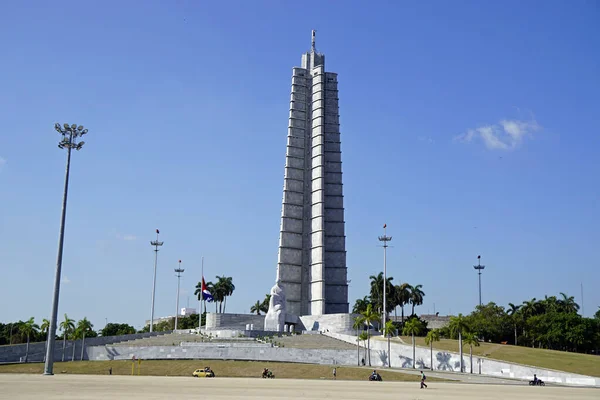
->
xmin=333 ymin=367 xmax=337 ymax=380
xmin=420 ymin=370 xmax=428 ymax=389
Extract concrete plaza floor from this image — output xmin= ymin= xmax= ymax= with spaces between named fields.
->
xmin=1 ymin=374 xmax=598 ymax=400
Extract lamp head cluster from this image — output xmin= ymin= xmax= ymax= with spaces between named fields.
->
xmin=55 ymin=122 xmax=88 ymax=150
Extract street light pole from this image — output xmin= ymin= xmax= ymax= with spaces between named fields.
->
xmin=174 ymin=261 xmax=184 ymax=331
xmin=44 ymin=123 xmax=88 ymax=376
xmin=473 ymin=255 xmax=485 ymax=307
xmin=378 ymin=223 xmax=392 ymax=366
xmin=149 ymin=229 xmax=164 ymax=332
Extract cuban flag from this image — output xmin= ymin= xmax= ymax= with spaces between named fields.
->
xmin=201 ymin=277 xmax=214 ymax=302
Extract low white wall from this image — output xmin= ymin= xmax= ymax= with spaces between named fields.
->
xmin=325 ymin=332 xmax=600 ymax=387
xmin=88 ymin=344 xmax=362 ymax=367
xmin=299 ymin=313 xmax=358 ymax=333
xmin=205 ymin=313 xmax=265 ymax=330
xmin=0 ymin=332 xmax=170 ymax=363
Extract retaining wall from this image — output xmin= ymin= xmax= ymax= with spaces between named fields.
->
xmin=325 ymin=332 xmax=600 ymax=387
xmin=87 ymin=344 xmax=363 ymax=366
xmin=0 ymin=332 xmax=170 ymax=363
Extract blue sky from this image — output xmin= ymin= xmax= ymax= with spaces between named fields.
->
xmin=1 ymin=1 xmax=598 ymax=330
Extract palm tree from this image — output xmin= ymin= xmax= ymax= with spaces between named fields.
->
xmin=358 ymin=331 xmax=369 ymax=364
xmin=356 ymin=303 xmax=379 ymax=366
xmin=260 ymin=294 xmax=271 ymax=314
xmin=40 ymin=318 xmax=50 ymax=362
xmin=59 ymin=314 xmax=75 ymax=362
xmin=402 ymin=318 xmax=424 ymax=369
xmin=212 ymin=277 xmax=231 ymax=313
xmin=449 ymin=313 xmax=470 ymax=373
xmin=369 ymin=272 xmax=394 ymax=321
xmin=558 ymin=292 xmax=580 ymax=314
xmin=521 ymin=298 xmax=539 ymax=318
xmin=40 ymin=318 xmax=50 ymax=338
xmin=507 ymin=303 xmax=521 ymax=345
xmin=74 ymin=318 xmax=94 ymax=361
xmin=394 ymin=283 xmax=411 ymax=324
xmin=205 ymin=281 xmax=218 ymax=313
xmin=425 ymin=329 xmax=441 ymax=371
xmin=353 ymin=316 xmax=364 ymax=366
xmin=218 ymin=276 xmax=235 ymax=313
xmin=383 ymin=320 xmax=396 ymax=368
xmin=409 ymin=284 xmax=425 ymax=316
xmin=462 ymin=333 xmax=480 ymax=374
xmin=352 ymin=296 xmax=371 ymax=314
xmin=20 ymin=317 xmax=39 ymax=362
xmin=250 ymin=300 xmax=262 ymax=315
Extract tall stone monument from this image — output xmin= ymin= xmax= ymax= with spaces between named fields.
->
xmin=265 ymin=31 xmax=348 ymax=331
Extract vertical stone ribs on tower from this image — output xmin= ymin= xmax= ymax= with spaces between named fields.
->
xmin=276 ymin=32 xmax=348 ymax=316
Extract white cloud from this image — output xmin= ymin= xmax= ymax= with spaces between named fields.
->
xmin=62 ymin=276 xmax=71 ymax=284
xmin=455 ymin=118 xmax=540 ymax=150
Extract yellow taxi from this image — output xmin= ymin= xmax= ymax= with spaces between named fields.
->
xmin=192 ymin=368 xmax=215 ymax=378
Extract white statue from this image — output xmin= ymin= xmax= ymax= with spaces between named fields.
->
xmin=264 ymin=279 xmax=286 ymax=332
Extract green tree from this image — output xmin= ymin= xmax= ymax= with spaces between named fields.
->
xmin=217 ymin=276 xmax=235 ymax=313
xmin=40 ymin=318 xmax=50 ymax=339
xmin=382 ymin=319 xmax=396 ymax=368
xmin=449 ymin=313 xmax=470 ymax=373
xmin=261 ymin=294 xmax=271 ymax=314
xmin=595 ymin=307 xmax=600 ymax=320
xmin=394 ymin=283 xmax=411 ymax=324
xmin=408 ymin=284 xmax=425 ymax=316
xmin=352 ymin=296 xmax=371 ymax=314
xmin=369 ymin=272 xmax=394 ymax=319
xmin=462 ymin=332 xmax=480 ymax=374
xmin=558 ymin=292 xmax=580 ymax=314
xmin=59 ymin=314 xmax=75 ymax=362
xmin=356 ymin=303 xmax=379 ymax=366
xmin=74 ymin=318 xmax=94 ymax=339
xmin=424 ymin=329 xmax=441 ymax=371
xmin=507 ymin=303 xmax=521 ymax=345
xmin=100 ymin=323 xmax=136 ymax=337
xmin=20 ymin=317 xmax=39 ymax=362
xmin=402 ymin=317 xmax=424 ymax=369
xmin=467 ymin=302 xmax=510 ymax=343
xmin=358 ymin=331 xmax=369 ymax=364
xmin=353 ymin=316 xmax=364 ymax=366
xmin=250 ymin=300 xmax=262 ymax=315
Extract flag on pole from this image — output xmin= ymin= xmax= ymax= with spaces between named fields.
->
xmin=201 ymin=277 xmax=214 ymax=302
xmin=156 ymin=229 xmax=160 ymax=234
xmin=383 ymin=224 xmax=387 ymax=228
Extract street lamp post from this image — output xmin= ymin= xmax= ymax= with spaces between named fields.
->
xmin=150 ymin=229 xmax=164 ymax=332
xmin=473 ymin=255 xmax=485 ymax=307
xmin=378 ymin=224 xmax=392 ymax=366
xmin=44 ymin=123 xmax=88 ymax=376
xmin=174 ymin=261 xmax=184 ymax=331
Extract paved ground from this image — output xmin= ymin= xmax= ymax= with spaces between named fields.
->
xmin=2 ymin=374 xmax=597 ymax=400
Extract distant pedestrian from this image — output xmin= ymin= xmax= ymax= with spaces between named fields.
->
xmin=420 ymin=370 xmax=427 ymax=389
xmin=333 ymin=367 xmax=337 ymax=380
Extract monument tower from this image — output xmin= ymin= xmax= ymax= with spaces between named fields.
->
xmin=266 ymin=31 xmax=348 ymax=327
